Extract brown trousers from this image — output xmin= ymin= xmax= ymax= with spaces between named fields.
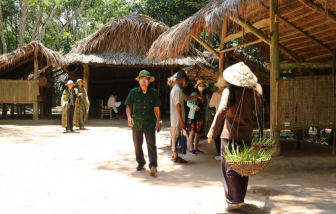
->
xmin=221 ymin=139 xmax=251 ymax=205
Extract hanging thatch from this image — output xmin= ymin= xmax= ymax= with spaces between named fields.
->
xmin=66 ymin=12 xmax=205 ymax=67
xmin=0 ymin=41 xmax=65 ymax=79
xmin=149 ymin=0 xmax=336 ymax=63
xmin=167 ymin=63 xmax=218 ymax=86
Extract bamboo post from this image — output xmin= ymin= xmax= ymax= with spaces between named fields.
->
xmin=83 ymin=64 xmax=91 ymax=117
xmin=270 ymin=0 xmax=281 ymax=156
xmin=157 ymin=72 xmax=161 ymax=95
xmin=162 ymin=71 xmax=167 ymax=115
xmin=3 ymin=103 xmax=7 ymax=118
xmin=33 ymin=48 xmax=39 ymax=121
xmin=219 ymin=16 xmax=228 ymax=77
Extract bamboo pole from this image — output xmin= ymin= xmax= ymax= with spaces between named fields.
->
xmin=83 ymin=64 xmax=91 ymax=117
xmin=192 ymin=35 xmax=220 ymax=58
xmin=219 ymin=16 xmax=228 ymax=77
xmin=270 ymin=0 xmax=281 ymax=156
xmin=33 ymin=48 xmax=39 ymax=121
xmin=267 ymin=62 xmax=336 ymax=70
xmin=219 ymin=40 xmax=262 ymax=53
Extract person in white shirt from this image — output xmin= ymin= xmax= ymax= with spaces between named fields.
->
xmin=107 ymin=94 xmax=121 ymax=118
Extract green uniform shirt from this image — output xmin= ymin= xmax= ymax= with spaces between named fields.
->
xmin=125 ymin=87 xmax=161 ymax=131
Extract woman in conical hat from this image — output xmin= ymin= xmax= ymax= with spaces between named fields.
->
xmin=207 ymin=62 xmax=263 ymax=211
xmin=209 ymin=76 xmax=229 ymax=161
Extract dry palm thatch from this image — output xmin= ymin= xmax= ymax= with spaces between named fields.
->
xmin=66 ymin=12 xmax=204 ymax=67
xmin=0 ymin=41 xmax=65 ymax=71
xmin=148 ymin=0 xmax=262 ymax=61
xmin=167 ymin=63 xmax=218 ymax=86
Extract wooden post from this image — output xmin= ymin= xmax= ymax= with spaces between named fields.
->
xmin=10 ymin=104 xmax=14 ymax=116
xmin=2 ymin=103 xmax=7 ymax=118
xmin=40 ymin=87 xmax=45 ymax=118
xmin=171 ymin=68 xmax=174 ymax=76
xmin=219 ymin=16 xmax=228 ymax=77
xmin=162 ymin=71 xmax=167 ymax=115
xmin=83 ymin=64 xmax=90 ymax=117
xmin=333 ymin=129 xmax=335 ymax=156
xmin=270 ymin=0 xmax=281 ymax=156
xmin=157 ymin=72 xmax=161 ymax=95
xmin=295 ymin=67 xmax=304 ymax=150
xmin=33 ymin=48 xmax=39 ymax=121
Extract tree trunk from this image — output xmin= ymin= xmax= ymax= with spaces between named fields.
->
xmin=38 ymin=2 xmax=59 ymax=41
xmin=18 ymin=1 xmax=36 ymax=48
xmin=51 ymin=0 xmax=86 ymax=49
xmin=31 ymin=0 xmax=44 ymax=41
xmin=0 ymin=0 xmax=7 ymax=53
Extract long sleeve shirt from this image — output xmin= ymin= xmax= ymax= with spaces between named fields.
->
xmin=107 ymin=95 xmax=118 ymax=113
xmin=207 ymin=86 xmax=263 ymax=142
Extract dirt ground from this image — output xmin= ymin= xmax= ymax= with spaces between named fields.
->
xmin=0 ymin=118 xmax=335 ymax=214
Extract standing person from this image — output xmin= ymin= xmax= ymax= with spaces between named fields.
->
xmin=74 ymin=79 xmax=90 ymax=130
xmin=125 ymin=70 xmax=162 ymax=175
xmin=170 ymin=70 xmax=205 ymax=163
xmin=186 ymin=79 xmax=210 ymax=155
xmin=61 ymin=80 xmax=77 ymax=133
xmin=209 ymin=77 xmax=229 ymax=160
xmin=207 ymin=62 xmax=262 ymax=211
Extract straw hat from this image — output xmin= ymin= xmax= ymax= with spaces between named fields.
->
xmin=65 ymin=80 xmax=74 ymax=85
xmin=223 ymin=62 xmax=257 ymax=88
xmin=76 ymin=79 xmax=84 ymax=83
xmin=194 ymin=79 xmax=208 ymax=89
xmin=214 ymin=76 xmax=229 ymax=87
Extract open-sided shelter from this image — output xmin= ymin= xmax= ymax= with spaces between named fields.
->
xmin=0 ymin=41 xmax=65 ymax=120
xmin=148 ymin=0 xmax=336 ymax=155
xmin=65 ymin=12 xmax=205 ymax=113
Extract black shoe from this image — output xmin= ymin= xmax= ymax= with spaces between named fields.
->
xmin=136 ymin=164 xmax=145 ymax=171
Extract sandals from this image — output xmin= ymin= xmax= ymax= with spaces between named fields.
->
xmin=173 ymin=156 xmax=188 ymax=163
xmin=225 ymin=203 xmax=245 ymax=211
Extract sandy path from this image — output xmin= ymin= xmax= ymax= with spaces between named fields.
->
xmin=0 ymin=124 xmax=335 ymax=214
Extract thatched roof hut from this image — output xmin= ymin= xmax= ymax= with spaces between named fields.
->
xmin=64 ymin=12 xmax=205 ymax=112
xmin=66 ymin=12 xmax=204 ymax=67
xmin=0 ymin=41 xmax=65 ymax=79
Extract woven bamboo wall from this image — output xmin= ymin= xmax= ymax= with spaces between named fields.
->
xmin=277 ymin=76 xmax=335 ymax=130
xmin=0 ymin=80 xmax=38 ymax=103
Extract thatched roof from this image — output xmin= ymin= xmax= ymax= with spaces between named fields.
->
xmin=167 ymin=63 xmax=218 ymax=86
xmin=66 ymin=12 xmax=205 ymax=67
xmin=0 ymin=41 xmax=65 ymax=79
xmin=149 ymin=0 xmax=336 ymax=63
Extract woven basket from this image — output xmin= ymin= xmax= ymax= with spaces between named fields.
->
xmin=251 ymin=143 xmax=274 ymax=151
xmin=226 ymin=158 xmax=272 ymax=177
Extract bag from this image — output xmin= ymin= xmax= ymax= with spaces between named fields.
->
xmin=176 ymin=131 xmax=187 ymax=154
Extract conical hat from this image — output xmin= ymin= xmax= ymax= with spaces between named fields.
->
xmin=223 ymin=62 xmax=257 ymax=88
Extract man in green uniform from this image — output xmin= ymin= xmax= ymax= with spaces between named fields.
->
xmin=125 ymin=70 xmax=162 ymax=175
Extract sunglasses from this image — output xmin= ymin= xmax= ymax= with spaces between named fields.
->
xmin=139 ymin=79 xmax=149 ymax=83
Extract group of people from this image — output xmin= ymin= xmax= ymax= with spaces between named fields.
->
xmin=61 ymin=79 xmax=90 ymax=133
xmin=61 ymin=62 xmax=262 ymax=211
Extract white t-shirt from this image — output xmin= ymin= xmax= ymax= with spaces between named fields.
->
xmin=170 ymin=84 xmax=186 ymax=127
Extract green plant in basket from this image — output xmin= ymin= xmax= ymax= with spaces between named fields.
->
xmin=222 ymin=141 xmax=273 ymax=162
xmin=252 ymin=133 xmax=275 ymax=146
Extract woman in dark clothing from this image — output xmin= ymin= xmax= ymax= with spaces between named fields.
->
xmin=207 ymin=62 xmax=263 ymax=211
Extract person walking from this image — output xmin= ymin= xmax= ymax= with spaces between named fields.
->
xmin=186 ymin=79 xmax=210 ymax=155
xmin=207 ymin=62 xmax=263 ymax=211
xmin=209 ymin=77 xmax=229 ymax=160
xmin=125 ymin=70 xmax=161 ymax=175
xmin=170 ymin=70 xmax=205 ymax=163
xmin=61 ymin=80 xmax=77 ymax=133
xmin=74 ymin=79 xmax=90 ymax=130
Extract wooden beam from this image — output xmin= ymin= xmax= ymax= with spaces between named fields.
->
xmin=260 ymin=4 xmax=333 ymax=54
xmin=305 ymin=54 xmax=333 ymax=61
xmin=33 ymin=48 xmax=39 ymax=121
xmin=192 ymin=35 xmax=220 ymax=58
xmin=228 ymin=16 xmax=301 ymax=62
xmin=299 ymin=0 xmax=336 ymax=23
xmin=219 ymin=16 xmax=228 ymax=77
xmin=219 ymin=40 xmax=263 ymax=53
xmin=268 ymin=61 xmax=336 ymax=69
xmin=223 ymin=18 xmax=270 ymax=43
xmin=270 ymin=0 xmax=281 ymax=156
xmin=38 ymin=63 xmax=52 ymax=74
